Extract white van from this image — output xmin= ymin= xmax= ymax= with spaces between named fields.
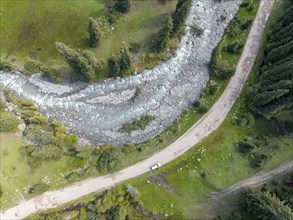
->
xmin=150 ymin=162 xmax=161 ymax=171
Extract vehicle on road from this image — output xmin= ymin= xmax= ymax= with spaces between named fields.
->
xmin=150 ymin=163 xmax=161 ymax=171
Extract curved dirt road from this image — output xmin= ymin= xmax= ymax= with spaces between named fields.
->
xmin=0 ymin=0 xmax=275 ymax=219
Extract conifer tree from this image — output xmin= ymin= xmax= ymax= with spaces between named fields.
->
xmin=88 ymin=17 xmax=102 ymax=48
xmin=157 ymin=15 xmax=173 ymax=52
xmin=108 ymin=56 xmax=121 ymax=77
xmin=55 ymin=42 xmax=95 ymax=82
xmin=120 ymin=48 xmax=131 ymax=73
xmin=114 ymin=0 xmax=131 ymax=13
xmin=171 ymin=0 xmax=192 ymax=36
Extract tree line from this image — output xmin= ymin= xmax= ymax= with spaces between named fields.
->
xmin=249 ymin=3 xmax=293 ymax=118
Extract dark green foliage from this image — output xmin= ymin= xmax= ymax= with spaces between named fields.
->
xmin=269 ymin=23 xmax=293 ymax=43
xmin=236 ymin=141 xmax=255 ymax=154
xmin=27 ymin=183 xmax=50 ymax=196
xmin=120 ymin=48 xmax=131 ymax=74
xmin=264 ymin=40 xmax=293 ymax=64
xmin=35 ymin=186 xmax=139 ymax=219
xmin=275 ymin=173 xmax=293 ymax=209
xmin=96 ymin=146 xmax=123 ymax=173
xmin=156 ymin=15 xmax=173 ymax=52
xmin=251 ymin=154 xmax=268 ymax=168
xmin=114 ymin=0 xmax=131 ymax=13
xmin=56 ymin=42 xmax=95 ymax=82
xmin=198 ymin=106 xmax=208 ymax=113
xmin=210 ymin=56 xmax=235 ymax=80
xmin=225 ymin=42 xmax=243 ymax=54
xmin=243 ymin=190 xmax=293 ymax=220
xmin=193 ymin=100 xmax=200 ymax=107
xmin=253 ymin=89 xmax=290 ymax=107
xmin=108 ymin=49 xmax=131 ymax=77
xmin=31 ymin=145 xmax=62 ymax=160
xmin=249 ymin=5 xmax=293 ymax=118
xmin=0 ymin=60 xmax=14 ymax=71
xmin=240 ymin=0 xmax=253 ymax=8
xmin=241 ymin=19 xmax=253 ymax=30
xmin=118 ymin=115 xmax=155 ymax=134
xmin=108 ymin=56 xmax=121 ymax=77
xmin=171 ymin=0 xmax=191 ymax=36
xmin=266 ymin=36 xmax=292 ymax=52
xmin=88 ymin=17 xmax=102 ymax=47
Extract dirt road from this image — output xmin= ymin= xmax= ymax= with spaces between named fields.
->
xmin=192 ymin=161 xmax=293 ymax=219
xmin=210 ymin=161 xmax=293 ymax=199
xmin=0 ymin=0 xmax=276 ymax=219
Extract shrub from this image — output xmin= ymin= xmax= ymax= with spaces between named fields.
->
xmin=31 ymin=115 xmax=49 ymax=125
xmin=225 ymin=42 xmax=244 ymax=54
xmin=118 ymin=115 xmax=155 ymax=134
xmin=107 ymin=56 xmax=121 ymax=77
xmin=114 ymin=0 xmax=131 ymax=13
xmin=198 ymin=106 xmax=208 ymax=113
xmin=0 ymin=60 xmax=14 ymax=71
xmin=39 ymin=131 xmax=55 ymax=145
xmin=24 ymin=59 xmax=41 ymax=74
xmin=24 ymin=59 xmax=61 ymax=83
xmin=0 ymin=111 xmax=20 ymax=132
xmin=129 ymin=42 xmax=140 ymax=53
xmin=20 ymin=109 xmax=35 ymax=122
xmin=31 ymin=145 xmax=62 ymax=160
xmin=0 ymin=98 xmax=7 ymax=110
xmin=119 ymin=48 xmax=131 ymax=74
xmin=241 ymin=19 xmax=253 ymax=30
xmin=88 ymin=17 xmax=102 ymax=47
xmin=27 ymin=183 xmax=49 ymax=196
xmin=96 ymin=147 xmax=123 ymax=173
xmin=251 ymin=154 xmax=268 ymax=168
xmin=236 ymin=141 xmax=255 ymax=154
xmin=193 ymin=100 xmax=200 ymax=107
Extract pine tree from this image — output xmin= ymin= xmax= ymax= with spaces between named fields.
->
xmin=157 ymin=15 xmax=173 ymax=52
xmin=108 ymin=56 xmax=121 ymax=77
xmin=171 ymin=0 xmax=192 ymax=36
xmin=244 ymin=190 xmax=293 ymax=220
xmin=55 ymin=42 xmax=95 ymax=82
xmin=88 ymin=17 xmax=102 ymax=48
xmin=114 ymin=0 xmax=131 ymax=13
xmin=119 ymin=48 xmax=131 ymax=73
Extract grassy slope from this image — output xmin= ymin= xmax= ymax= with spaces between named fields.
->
xmin=0 ymin=0 xmax=176 ymax=76
xmin=0 ymin=0 xmax=261 ymax=211
xmin=0 ymin=132 xmax=88 ymax=210
xmin=22 ymin=1 xmax=292 ymax=219
xmin=126 ymin=1 xmax=293 ymax=218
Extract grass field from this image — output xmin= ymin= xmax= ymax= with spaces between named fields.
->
xmin=0 ymin=0 xmax=177 ymax=78
xmin=23 ymin=1 xmax=293 ymax=219
xmin=0 ymin=0 xmax=260 ymax=211
xmin=0 ymin=132 xmax=92 ymax=210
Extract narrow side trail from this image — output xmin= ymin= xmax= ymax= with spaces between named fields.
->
xmin=0 ymin=0 xmax=275 ymax=219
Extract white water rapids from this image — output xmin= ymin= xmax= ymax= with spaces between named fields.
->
xmin=0 ymin=0 xmax=243 ymax=145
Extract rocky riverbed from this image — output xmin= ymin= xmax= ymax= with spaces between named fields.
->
xmin=0 ymin=0 xmax=243 ymax=145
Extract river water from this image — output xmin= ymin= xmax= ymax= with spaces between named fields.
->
xmin=0 ymin=0 xmax=242 ymax=145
